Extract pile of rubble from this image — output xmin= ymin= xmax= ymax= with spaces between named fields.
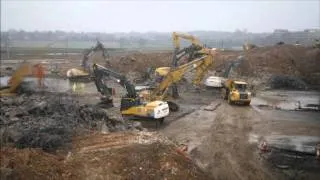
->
xmin=269 ymin=75 xmax=307 ymax=90
xmin=0 ymin=132 xmax=211 ymax=180
xmin=0 ymin=92 xmax=129 ymax=152
xmin=108 ymin=52 xmax=172 ymax=73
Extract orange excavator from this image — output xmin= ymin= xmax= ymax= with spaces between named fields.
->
xmin=0 ymin=63 xmax=45 ymax=96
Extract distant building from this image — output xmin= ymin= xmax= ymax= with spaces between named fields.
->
xmin=304 ymin=29 xmax=320 ymax=33
xmin=273 ymin=29 xmax=289 ymax=34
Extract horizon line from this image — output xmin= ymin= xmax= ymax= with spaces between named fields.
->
xmin=1 ymin=28 xmax=319 ymax=34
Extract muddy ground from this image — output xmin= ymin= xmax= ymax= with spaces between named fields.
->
xmin=1 ymin=45 xmax=320 ymax=179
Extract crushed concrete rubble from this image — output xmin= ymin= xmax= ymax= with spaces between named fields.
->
xmin=0 ymin=93 xmax=130 ymax=152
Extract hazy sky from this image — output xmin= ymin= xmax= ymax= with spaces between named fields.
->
xmin=1 ymin=0 xmax=319 ymax=33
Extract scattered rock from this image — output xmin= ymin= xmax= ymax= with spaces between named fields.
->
xmin=203 ymin=101 xmax=221 ymax=111
xmin=269 ymin=75 xmax=307 ymax=90
xmin=0 ymin=93 xmax=130 ymax=151
xmin=0 ymin=167 xmax=13 ymax=180
xmin=100 ymin=122 xmax=110 ymax=134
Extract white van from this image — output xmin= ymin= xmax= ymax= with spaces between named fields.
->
xmin=204 ymin=76 xmax=223 ymax=88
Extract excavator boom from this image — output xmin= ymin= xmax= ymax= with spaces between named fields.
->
xmin=67 ymin=41 xmax=109 ymax=80
xmin=151 ymin=56 xmax=208 ymax=99
xmin=92 ymin=63 xmax=137 ymax=99
xmin=152 ymin=32 xmax=218 ymax=102
xmin=0 ymin=63 xmax=44 ymax=96
xmin=172 ymin=32 xmax=201 ymax=49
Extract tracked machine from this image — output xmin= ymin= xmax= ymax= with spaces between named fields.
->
xmin=67 ymin=41 xmax=109 ymax=82
xmin=143 ymin=32 xmax=218 ymax=110
xmin=0 ymin=63 xmax=45 ymax=96
xmin=92 ymin=63 xmax=169 ymax=123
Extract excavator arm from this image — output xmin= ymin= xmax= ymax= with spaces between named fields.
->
xmin=0 ymin=63 xmax=44 ymax=96
xmin=151 ymin=56 xmax=208 ymax=99
xmin=92 ymin=63 xmax=137 ymax=99
xmin=172 ymin=32 xmax=201 ymax=49
xmin=81 ymin=41 xmax=109 ymax=72
xmin=171 ymin=32 xmax=218 ymax=87
xmin=191 ymin=48 xmax=219 ymax=85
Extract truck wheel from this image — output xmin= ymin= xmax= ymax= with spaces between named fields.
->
xmin=225 ymin=89 xmax=230 ymax=100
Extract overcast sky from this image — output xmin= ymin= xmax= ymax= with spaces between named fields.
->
xmin=1 ymin=0 xmax=319 ymax=33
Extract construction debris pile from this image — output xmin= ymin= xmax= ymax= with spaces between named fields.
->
xmin=0 ymin=93 xmax=129 ymax=152
xmin=0 ymin=132 xmax=210 ymax=180
xmin=269 ymin=75 xmax=307 ymax=89
xmin=1 ymin=31 xmax=319 ymax=179
xmin=214 ymin=45 xmax=320 ymax=89
xmin=108 ymin=52 xmax=172 ymax=73
xmin=97 ymin=45 xmax=320 ymax=90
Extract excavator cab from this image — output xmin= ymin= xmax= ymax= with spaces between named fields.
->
xmin=120 ymin=97 xmax=141 ymax=111
xmin=154 ymin=67 xmax=170 ymax=83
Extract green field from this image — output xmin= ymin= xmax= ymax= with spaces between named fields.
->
xmin=1 ymin=40 xmax=173 ymax=51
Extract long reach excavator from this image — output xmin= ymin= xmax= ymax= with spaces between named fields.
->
xmin=146 ymin=32 xmax=218 ymax=109
xmin=92 ymin=63 xmax=169 ymax=123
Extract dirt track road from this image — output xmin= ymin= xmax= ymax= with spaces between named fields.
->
xmin=161 ymin=91 xmax=320 ymax=180
xmin=161 ymin=102 xmax=275 ymax=179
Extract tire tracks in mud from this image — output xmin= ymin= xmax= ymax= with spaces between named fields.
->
xmin=191 ymin=104 xmax=275 ymax=180
xmin=161 ymin=101 xmax=276 ymax=179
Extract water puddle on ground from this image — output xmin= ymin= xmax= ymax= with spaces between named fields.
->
xmin=249 ymin=133 xmax=319 ymax=155
xmin=252 ymin=90 xmax=320 ymax=111
xmin=0 ymin=76 xmax=98 ymax=94
xmin=265 ymin=135 xmax=320 ymax=154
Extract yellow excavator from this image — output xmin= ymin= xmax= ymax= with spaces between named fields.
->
xmin=142 ymin=55 xmax=215 ymax=111
xmin=155 ymin=32 xmax=217 ymax=85
xmin=140 ymin=32 xmax=218 ymax=111
xmin=145 ymin=32 xmax=217 ymax=107
xmin=0 ymin=63 xmax=45 ymax=96
xmin=171 ymin=32 xmax=217 ymax=85
xmin=92 ymin=63 xmax=169 ymax=123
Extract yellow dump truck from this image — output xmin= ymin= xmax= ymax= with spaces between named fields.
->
xmin=221 ymin=79 xmax=251 ymax=105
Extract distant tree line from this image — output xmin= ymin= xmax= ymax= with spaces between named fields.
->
xmin=1 ymin=29 xmax=319 ymax=49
